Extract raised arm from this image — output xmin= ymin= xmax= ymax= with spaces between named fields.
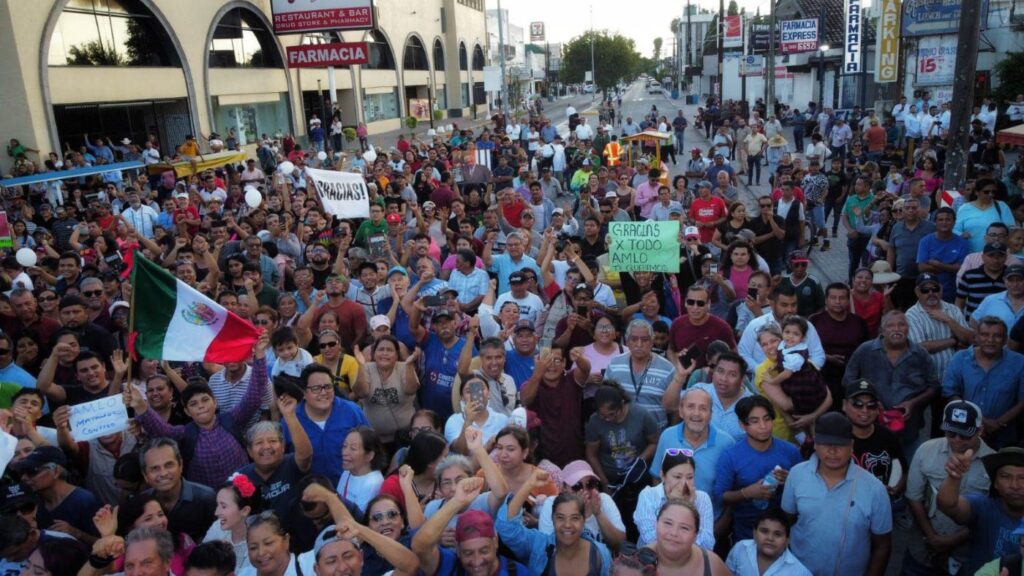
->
xmin=277 ymin=392 xmax=312 ymax=473
xmin=411 ymin=477 xmax=486 ymax=576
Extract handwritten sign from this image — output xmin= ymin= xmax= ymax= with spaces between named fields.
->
xmin=608 ymin=221 xmax=680 ymax=273
xmin=69 ymin=394 xmax=128 ymax=441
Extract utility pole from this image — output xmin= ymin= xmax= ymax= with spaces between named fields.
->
xmin=497 ymin=0 xmax=507 ymax=112
xmin=767 ymin=0 xmax=776 ymax=114
xmin=590 ymin=4 xmax=596 ymax=101
xmin=718 ymin=0 xmax=724 ymax=104
xmin=945 ymin=1 xmax=983 ymax=191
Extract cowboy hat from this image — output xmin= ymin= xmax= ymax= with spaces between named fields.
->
xmin=767 ymin=134 xmax=788 ymax=146
xmin=869 ymin=260 xmax=901 ymax=285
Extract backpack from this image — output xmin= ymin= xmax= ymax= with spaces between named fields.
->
xmin=178 ymin=412 xmax=247 ymax=467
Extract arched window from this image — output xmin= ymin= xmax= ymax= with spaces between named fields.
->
xmin=208 ymin=8 xmax=283 ymax=68
xmin=365 ymin=30 xmax=396 ymax=70
xmin=472 ymin=44 xmax=485 ymax=71
xmin=403 ymin=36 xmax=429 ymax=71
xmin=459 ymin=42 xmax=468 ymax=71
xmin=433 ymin=39 xmax=445 ymax=71
xmin=47 ymin=0 xmax=180 ymax=66
xmin=302 ymin=32 xmax=342 ymax=45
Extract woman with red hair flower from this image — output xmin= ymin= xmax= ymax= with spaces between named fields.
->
xmin=202 ymin=472 xmax=263 ymax=573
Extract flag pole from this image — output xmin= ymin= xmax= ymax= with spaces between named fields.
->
xmin=126 ymin=253 xmax=139 ymax=383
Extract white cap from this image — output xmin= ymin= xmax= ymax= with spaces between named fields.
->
xmin=684 ymin=226 xmax=700 ymax=238
xmin=604 ymin=191 xmax=618 ymax=199
xmin=369 ymin=315 xmax=391 ymax=330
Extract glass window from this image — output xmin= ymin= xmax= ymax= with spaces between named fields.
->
xmin=48 ymin=0 xmax=180 ymax=66
xmin=433 ymin=39 xmax=445 ymax=71
xmin=473 ymin=82 xmax=486 ymax=106
xmin=208 ymin=8 xmax=283 ymax=68
xmin=404 ymin=37 xmax=429 ymax=71
xmin=363 ymin=90 xmax=399 ymax=122
xmin=211 ymin=94 xmax=290 ymax=146
xmin=436 ymin=87 xmax=447 ymax=110
xmin=461 ymin=83 xmax=470 ymax=107
xmin=365 ymin=31 xmax=396 ymax=70
xmin=472 ymin=45 xmax=485 ymax=71
xmin=459 ymin=43 xmax=468 ymax=71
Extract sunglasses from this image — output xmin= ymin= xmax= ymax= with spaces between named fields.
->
xmin=685 ymin=299 xmax=707 ymax=307
xmin=253 ymin=319 xmax=271 ymax=326
xmin=791 ymin=262 xmax=808 ymax=268
xmin=850 ymin=399 xmax=880 ymax=410
xmin=320 ymin=341 xmax=339 ymax=348
xmin=83 ymin=290 xmax=103 ymax=297
xmin=665 ymin=448 xmax=694 ymax=457
xmin=918 ymin=287 xmax=940 ymax=295
xmin=569 ymin=477 xmax=600 ymax=491
xmin=370 ymin=510 xmax=401 ymax=523
xmin=38 ymin=295 xmax=57 ymax=302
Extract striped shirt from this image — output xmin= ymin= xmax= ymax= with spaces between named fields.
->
xmin=905 ymin=301 xmax=968 ymax=376
xmin=956 ymin=266 xmax=1005 ymax=317
xmin=447 ymin=267 xmax=491 ymax=307
xmin=208 ymin=365 xmax=273 ymax=430
xmin=606 ymin=352 xmax=676 ymax=429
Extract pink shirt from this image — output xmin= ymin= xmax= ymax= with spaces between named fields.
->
xmin=635 ymin=182 xmax=661 ymax=219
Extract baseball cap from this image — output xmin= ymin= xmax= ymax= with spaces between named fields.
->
xmin=386 ymin=213 xmax=402 ymax=224
xmin=432 ymin=308 xmax=454 ymax=321
xmin=175 ymin=192 xmax=189 ymax=199
xmin=940 ymin=400 xmax=982 ymax=437
xmin=684 ymin=226 xmax=700 ymax=239
xmin=668 ymin=207 xmax=683 ymax=215
xmin=0 ymin=479 xmax=32 ymax=514
xmin=697 ymin=180 xmax=712 ymax=189
xmin=604 ymin=191 xmax=618 ymax=199
xmin=561 ymin=460 xmax=598 ymax=488
xmin=509 ymin=271 xmax=526 ymax=284
xmin=455 ymin=509 xmax=496 ymax=543
xmin=387 ymin=266 xmax=408 ymax=278
xmin=108 ymin=301 xmax=129 ymax=316
xmin=845 ymin=379 xmax=879 ymax=400
xmin=813 ymin=413 xmax=853 ymax=446
xmin=513 ymin=319 xmax=535 ymax=333
xmin=916 ymin=273 xmax=940 ymax=288
xmin=573 ymin=282 xmax=594 ymax=295
xmin=422 ymin=201 xmax=437 ymax=210
xmin=1006 ymin=264 xmax=1024 ymax=278
xmin=443 ymin=287 xmax=459 ymax=297
xmin=552 ymin=207 xmax=565 ymax=216
xmin=12 ymin=446 xmax=67 ymax=476
xmin=790 ymin=251 xmax=810 ymax=264
xmin=984 ymin=242 xmax=1008 ymax=255
xmin=369 ymin=315 xmax=391 ymax=330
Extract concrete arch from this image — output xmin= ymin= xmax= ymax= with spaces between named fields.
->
xmin=203 ymin=1 xmax=296 ymax=135
xmin=432 ymin=37 xmax=446 ymax=72
xmin=401 ymin=32 xmax=429 ymax=71
xmin=39 ymin=0 xmax=201 ymax=152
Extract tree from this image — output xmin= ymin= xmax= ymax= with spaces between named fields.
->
xmin=728 ymin=0 xmax=739 ymax=16
xmin=994 ymin=52 xmax=1024 ymax=106
xmin=66 ymin=41 xmax=125 ymax=66
xmin=670 ymin=17 xmax=681 ymax=35
xmin=654 ymin=37 xmax=663 ymax=62
xmin=560 ymin=31 xmax=642 ymax=93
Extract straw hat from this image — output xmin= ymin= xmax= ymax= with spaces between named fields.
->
xmin=768 ymin=134 xmax=788 ymax=147
xmin=869 ymin=260 xmax=901 ymax=284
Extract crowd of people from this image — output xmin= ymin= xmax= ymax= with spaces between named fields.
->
xmin=3 ymin=83 xmax=1024 ymax=576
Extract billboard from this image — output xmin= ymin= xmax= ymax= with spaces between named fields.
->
xmin=780 ymin=19 xmax=819 ymax=54
xmin=530 ymin=22 xmax=545 ymax=42
xmin=750 ymin=23 xmax=780 ymax=53
xmin=722 ymin=15 xmax=743 ymax=49
xmin=844 ymin=0 xmax=863 ymax=73
xmin=271 ymin=0 xmax=374 ymax=34
xmin=875 ymin=0 xmax=900 ymax=83
xmin=408 ymin=99 xmax=431 ymax=121
xmin=916 ymin=35 xmax=957 ymax=86
xmin=286 ymin=43 xmax=369 ymax=68
xmin=902 ymin=0 xmax=988 ymax=36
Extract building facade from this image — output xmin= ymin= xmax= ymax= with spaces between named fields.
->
xmin=0 ymin=0 xmax=488 ymax=173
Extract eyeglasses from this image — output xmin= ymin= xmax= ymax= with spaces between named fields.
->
xmin=665 ymin=448 xmax=694 ymax=457
xmin=522 ymin=214 xmax=534 ymax=219
xmin=944 ymin=431 xmax=975 ymax=440
xmin=83 ymin=290 xmax=103 ymax=297
xmin=253 ymin=319 xmax=270 ymax=326
xmin=572 ymin=479 xmax=602 ymax=492
xmin=850 ymin=399 xmax=880 ymax=410
xmin=685 ymin=299 xmax=707 ymax=307
xmin=918 ymin=287 xmax=940 ymax=295
xmin=370 ymin=510 xmax=401 ymax=523
xmin=320 ymin=341 xmax=339 ymax=348
xmin=39 ymin=295 xmax=58 ymax=302
xmin=759 ymin=203 xmax=772 ymax=208
xmin=305 ymin=384 xmax=333 ymax=395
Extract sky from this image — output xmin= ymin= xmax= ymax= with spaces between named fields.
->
xmin=485 ymin=0 xmax=873 ymax=58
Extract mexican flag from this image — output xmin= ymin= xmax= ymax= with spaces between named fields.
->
xmin=130 ymin=255 xmax=260 ymax=362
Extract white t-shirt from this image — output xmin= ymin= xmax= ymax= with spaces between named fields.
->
xmin=336 ymin=470 xmax=385 ymax=514
xmin=537 ymin=492 xmax=625 ymax=545
xmin=494 ymin=291 xmax=545 ymax=325
xmin=443 ymin=409 xmax=510 ymax=446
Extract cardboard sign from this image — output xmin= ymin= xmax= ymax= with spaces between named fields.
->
xmin=608 ymin=221 xmax=681 ymax=273
xmin=305 ymin=168 xmax=370 ymax=219
xmin=69 ymin=394 xmax=128 ymax=441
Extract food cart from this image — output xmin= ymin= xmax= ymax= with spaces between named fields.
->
xmin=147 ymin=150 xmax=248 ymax=178
xmin=620 ymin=131 xmax=672 ymax=185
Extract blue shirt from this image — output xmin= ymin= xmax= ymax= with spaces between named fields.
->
xmin=284 ymin=397 xmax=369 ymax=485
xmin=917 ymin=232 xmax=969 ymax=302
xmin=964 ymin=493 xmax=1021 ymax=575
xmin=943 ymin=347 xmax=1024 ymax=445
xmin=690 ymin=383 xmax=754 ymax=441
xmin=504 ymin=350 xmax=535 ymax=388
xmin=376 ymin=297 xmax=415 ymax=351
xmin=781 ymin=456 xmax=893 ymax=576
xmin=420 ymin=333 xmax=469 ymax=421
xmin=651 ymin=424 xmax=735 ymax=494
xmin=488 ymin=253 xmax=542 ymax=295
xmin=714 ymin=438 xmax=802 ymax=540
xmin=972 ymin=291 xmax=1024 ymax=334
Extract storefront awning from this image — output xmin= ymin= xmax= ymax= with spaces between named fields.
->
xmin=997 ymin=124 xmax=1024 ymax=147
xmin=0 ymin=161 xmax=145 ymax=188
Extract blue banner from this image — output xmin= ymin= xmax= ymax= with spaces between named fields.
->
xmin=901 ymin=0 xmax=988 ymax=37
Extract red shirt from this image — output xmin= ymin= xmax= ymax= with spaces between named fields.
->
xmin=668 ymin=314 xmax=736 ymax=368
xmin=688 ymin=197 xmax=727 ymax=243
xmin=500 ymin=198 xmax=527 ymax=228
xmin=770 ymin=187 xmax=806 ymax=204
xmin=312 ymin=299 xmax=368 ymax=351
xmin=172 ymin=206 xmax=200 ymax=236
xmin=852 ymin=290 xmax=884 ymax=337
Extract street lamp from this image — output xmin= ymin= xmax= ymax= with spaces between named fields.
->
xmin=818 ymin=44 xmax=830 ymax=110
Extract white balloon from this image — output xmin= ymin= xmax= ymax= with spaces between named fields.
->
xmin=277 ymin=161 xmax=295 ymax=174
xmin=363 ymin=149 xmax=377 ymax=163
xmin=15 ymin=248 xmax=36 ymax=268
xmin=245 ymin=189 xmax=263 ymax=208
xmin=317 ymin=151 xmax=328 ymax=161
